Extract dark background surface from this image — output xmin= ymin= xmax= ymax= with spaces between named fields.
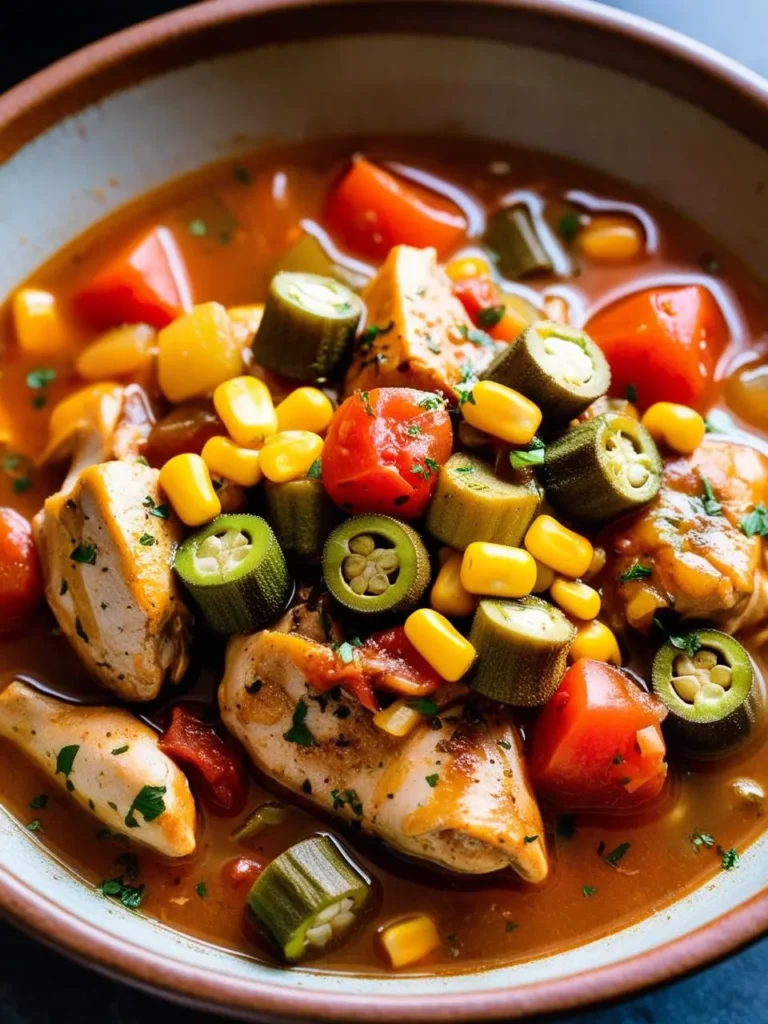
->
xmin=1 ymin=1 xmax=767 ymax=1020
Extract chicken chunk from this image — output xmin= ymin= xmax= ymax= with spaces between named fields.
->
xmin=220 ymin=627 xmax=547 ymax=882
xmin=602 ymin=440 xmax=768 ymax=636
xmin=343 ymin=245 xmax=500 ymax=398
xmin=34 ymin=460 xmax=192 ymax=701
xmin=0 ymin=680 xmax=196 ymax=856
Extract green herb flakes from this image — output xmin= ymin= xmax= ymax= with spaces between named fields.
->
xmin=619 ymin=563 xmax=652 ymax=583
xmin=125 ymin=785 xmax=167 ymax=829
xmin=283 ymin=699 xmax=313 ymax=747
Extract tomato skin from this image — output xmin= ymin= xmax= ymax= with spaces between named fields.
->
xmin=322 ymin=388 xmax=452 ymax=519
xmin=587 ymin=285 xmax=727 ymax=409
xmin=360 ymin=627 xmax=442 ymax=699
xmin=159 ymin=705 xmax=248 ymax=816
xmin=222 ymin=856 xmax=265 ymax=889
xmin=75 ymin=226 xmax=191 ymax=329
xmin=528 ymin=659 xmax=668 ymax=811
xmin=0 ymin=509 xmax=43 ymax=632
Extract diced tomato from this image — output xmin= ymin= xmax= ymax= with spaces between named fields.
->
xmin=221 ymin=856 xmax=265 ymax=889
xmin=528 ymin=659 xmax=668 ymax=811
xmin=325 ymin=157 xmax=466 ymax=261
xmin=74 ymin=226 xmax=192 ymax=330
xmin=587 ymin=285 xmax=727 ymax=409
xmin=322 ymin=387 xmax=452 ymax=519
xmin=359 ymin=627 xmax=442 ymax=699
xmin=159 ymin=705 xmax=248 ymax=816
xmin=452 ymin=276 xmax=527 ymax=343
xmin=0 ymin=508 xmax=43 ymax=632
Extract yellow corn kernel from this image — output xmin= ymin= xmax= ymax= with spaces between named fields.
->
xmin=569 ymin=619 xmax=622 ymax=666
xmin=445 ymin=255 xmax=492 ymax=282
xmin=258 ymin=430 xmax=323 ymax=483
xmin=380 ymin=915 xmax=441 ymax=969
xmin=158 ymin=302 xmax=243 ymax=403
xmin=275 ymin=387 xmax=334 ymax=434
xmin=228 ymin=303 xmax=264 ymax=335
xmin=373 ymin=700 xmax=423 ymax=738
xmin=578 ymin=216 xmax=644 ymax=262
xmin=461 ymin=380 xmax=542 ymax=446
xmin=524 ymin=515 xmax=593 ymax=579
xmin=641 ymin=402 xmax=706 ymax=455
xmin=550 ymin=577 xmax=601 ymax=621
xmin=532 ymin=559 xmax=556 ymax=594
xmin=202 ymin=435 xmax=262 ymax=488
xmin=404 ymin=608 xmax=476 ymax=682
xmin=12 ymin=288 xmax=73 ymax=358
xmin=159 ymin=453 xmax=221 ymax=527
xmin=430 ymin=552 xmax=477 ymax=617
xmin=460 ymin=542 xmax=536 ymax=598
xmin=76 ymin=324 xmax=156 ymax=381
xmin=213 ymin=376 xmax=278 ymax=447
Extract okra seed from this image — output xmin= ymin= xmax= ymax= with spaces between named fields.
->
xmin=672 ymin=674 xmax=701 ymax=703
xmin=674 ymin=655 xmax=698 ymax=676
xmin=710 ymin=664 xmax=733 ymax=688
xmin=371 ymin=548 xmax=399 ymax=572
xmin=694 ymin=650 xmax=718 ymax=670
xmin=342 ymin=534 xmax=400 ymax=595
xmin=367 ymin=573 xmax=390 ymax=595
xmin=350 ymin=575 xmax=369 ymax=595
xmin=342 ymin=554 xmax=367 ymax=579
xmin=349 ymin=534 xmax=375 ymax=556
xmin=696 ymin=681 xmax=725 ymax=705
xmin=193 ymin=529 xmax=252 ymax=576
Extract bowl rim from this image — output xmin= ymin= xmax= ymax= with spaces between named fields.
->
xmin=1 ymin=0 xmax=768 ymax=1018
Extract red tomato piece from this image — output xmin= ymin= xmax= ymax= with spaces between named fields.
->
xmin=322 ymin=387 xmax=452 ymax=519
xmin=325 ymin=157 xmax=466 ymax=261
xmin=360 ymin=626 xmax=442 ymax=699
xmin=0 ymin=508 xmax=43 ymax=632
xmin=528 ymin=659 xmax=668 ymax=811
xmin=159 ymin=705 xmax=248 ymax=816
xmin=74 ymin=226 xmax=192 ymax=329
xmin=222 ymin=856 xmax=265 ymax=890
xmin=453 ymin=276 xmax=501 ymax=324
xmin=587 ymin=284 xmax=727 ymax=409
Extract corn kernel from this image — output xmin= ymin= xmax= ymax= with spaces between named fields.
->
xmin=373 ymin=700 xmax=423 ymax=738
xmin=12 ymin=288 xmax=73 ymax=358
xmin=524 ymin=515 xmax=593 ymax=579
xmin=569 ymin=619 xmax=622 ymax=665
xmin=158 ymin=302 xmax=243 ymax=402
xmin=214 ymin=376 xmax=278 ymax=447
xmin=445 ymin=255 xmax=492 ymax=282
xmin=379 ymin=915 xmax=441 ymax=969
xmin=258 ymin=430 xmax=323 ymax=483
xmin=228 ymin=304 xmax=264 ymax=335
xmin=578 ymin=216 xmax=644 ymax=262
xmin=461 ymin=542 xmax=536 ymax=598
xmin=461 ymin=380 xmax=542 ymax=445
xmin=550 ymin=577 xmax=601 ymax=620
xmin=275 ymin=387 xmax=334 ymax=434
xmin=532 ymin=559 xmax=556 ymax=594
xmin=430 ymin=552 xmax=477 ymax=617
xmin=202 ymin=435 xmax=262 ymax=488
xmin=641 ymin=402 xmax=705 ymax=455
xmin=404 ymin=608 xmax=476 ymax=682
xmin=159 ymin=453 xmax=221 ymax=527
xmin=76 ymin=324 xmax=156 ymax=381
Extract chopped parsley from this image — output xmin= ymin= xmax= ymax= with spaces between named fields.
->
xmin=25 ymin=367 xmax=56 ymax=391
xmin=454 ymin=464 xmax=475 ymax=473
xmin=505 ymin=921 xmax=519 ymax=933
xmin=477 ymin=305 xmax=505 ymax=329
xmin=411 ymin=458 xmax=439 ymax=480
xmin=334 ymin=641 xmax=356 ymax=665
xmin=27 ymin=819 xmax=44 ymax=833
xmin=455 ymin=387 xmax=476 ymax=406
xmin=195 ymin=882 xmax=208 ymax=899
xmin=139 ymin=533 xmax=155 ymax=546
xmin=418 ymin=395 xmax=445 ymax=412
xmin=70 ymin=542 xmax=97 ymax=565
xmin=125 ymin=785 xmax=167 ymax=829
xmin=523 ymin=835 xmax=538 ymax=844
xmin=100 ymin=876 xmax=145 ymax=910
xmin=12 ymin=476 xmax=32 ymax=495
xmin=306 ymin=458 xmax=323 ymax=479
xmin=582 ymin=885 xmax=598 ymax=898
xmin=619 ymin=562 xmax=653 ymax=583
xmin=283 ymin=699 xmax=313 ymax=747
xmin=700 ymin=474 xmax=723 ymax=516
xmin=425 ymin=774 xmax=440 ymax=788
xmin=612 ymin=753 xmax=625 ymax=765
xmin=117 ymin=852 xmax=140 ymax=880
xmin=55 ymin=745 xmax=80 ymax=779
xmin=188 ymin=218 xmax=207 ymax=237
xmin=75 ymin=617 xmax=89 ymax=644
xmin=557 ymin=211 xmax=582 ymax=242
xmin=426 ymin=336 xmax=442 ymax=355
xmin=509 ymin=437 xmax=545 ymax=470
xmin=408 ymin=698 xmax=439 ymax=717
xmin=669 ymin=632 xmax=702 ymax=658
xmin=603 ymin=841 xmax=631 ymax=867
xmin=456 ymin=323 xmax=495 ymax=349
xmin=741 ymin=504 xmax=768 ymax=538
xmin=359 ymin=391 xmax=374 ymax=416
xmin=625 ymin=383 xmax=638 ymax=404
xmin=143 ymin=496 xmax=171 ymax=519
xmin=358 ymin=321 xmax=394 ymax=352
xmin=719 ymin=846 xmax=739 ymax=871
xmin=29 ymin=794 xmax=48 ymax=810
xmin=497 ymin=739 xmax=512 ymax=751
xmin=690 ymin=828 xmax=715 ymax=852
xmin=111 ymin=746 xmax=129 ymax=756
xmin=557 ymin=814 xmax=577 ymax=838
xmin=406 ymin=423 xmax=422 ymax=436
xmin=330 ymin=788 xmax=363 ymax=816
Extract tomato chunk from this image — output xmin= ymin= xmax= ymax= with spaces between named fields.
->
xmin=360 ymin=626 xmax=442 ymax=699
xmin=587 ymin=285 xmax=727 ymax=409
xmin=325 ymin=157 xmax=466 ymax=261
xmin=222 ymin=856 xmax=265 ymax=890
xmin=75 ymin=226 xmax=192 ymax=329
xmin=0 ymin=508 xmax=43 ymax=632
xmin=322 ymin=387 xmax=452 ymax=519
xmin=528 ymin=659 xmax=668 ymax=810
xmin=159 ymin=705 xmax=248 ymax=816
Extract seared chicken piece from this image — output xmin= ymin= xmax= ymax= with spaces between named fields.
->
xmin=34 ymin=460 xmax=192 ymax=701
xmin=0 ymin=681 xmax=196 ymax=857
xmin=220 ymin=628 xmax=547 ymax=882
xmin=602 ymin=441 xmax=768 ymax=636
xmin=343 ymin=245 xmax=500 ymax=399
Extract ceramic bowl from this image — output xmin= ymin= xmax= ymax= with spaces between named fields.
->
xmin=1 ymin=1 xmax=767 ymax=1019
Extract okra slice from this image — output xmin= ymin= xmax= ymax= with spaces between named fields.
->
xmin=231 ymin=802 xmax=287 ymax=843
xmin=468 ymin=597 xmax=575 ymax=705
xmin=274 ymin=232 xmax=367 ymax=290
xmin=322 ymin=514 xmax=430 ymax=614
xmin=252 ymin=271 xmax=363 ymax=382
xmin=482 ymin=320 xmax=611 ymax=421
xmin=248 ymin=834 xmax=371 ymax=962
xmin=541 ymin=413 xmax=662 ymax=525
xmin=264 ymin=477 xmax=340 ymax=564
xmin=425 ymin=453 xmax=542 ymax=550
xmin=174 ymin=513 xmax=290 ymax=634
xmin=483 ymin=204 xmax=554 ymax=279
xmin=652 ymin=630 xmax=763 ymax=758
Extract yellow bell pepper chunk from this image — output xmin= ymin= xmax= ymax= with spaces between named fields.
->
xmin=524 ymin=515 xmax=593 ymax=579
xmin=258 ymin=430 xmax=323 ymax=483
xmin=12 ymin=288 xmax=73 ymax=358
xmin=213 ymin=376 xmax=278 ymax=447
xmin=578 ymin=216 xmax=644 ymax=262
xmin=445 ymin=255 xmax=493 ymax=282
xmin=430 ymin=551 xmax=477 ymax=617
xmin=550 ymin=577 xmax=601 ymax=621
xmin=404 ymin=608 xmax=476 ymax=682
xmin=202 ymin=435 xmax=262 ymax=488
xmin=569 ymin=619 xmax=622 ymax=666
xmin=228 ymin=304 xmax=264 ymax=335
xmin=159 ymin=453 xmax=221 ymax=527
xmin=275 ymin=387 xmax=334 ymax=434
xmin=460 ymin=542 xmax=536 ymax=598
xmin=76 ymin=324 xmax=156 ymax=381
xmin=157 ymin=302 xmax=243 ymax=402
xmin=641 ymin=402 xmax=706 ymax=455
xmin=461 ymin=380 xmax=542 ymax=445
xmin=372 ymin=700 xmax=423 ymax=738
xmin=380 ymin=915 xmax=441 ymax=969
